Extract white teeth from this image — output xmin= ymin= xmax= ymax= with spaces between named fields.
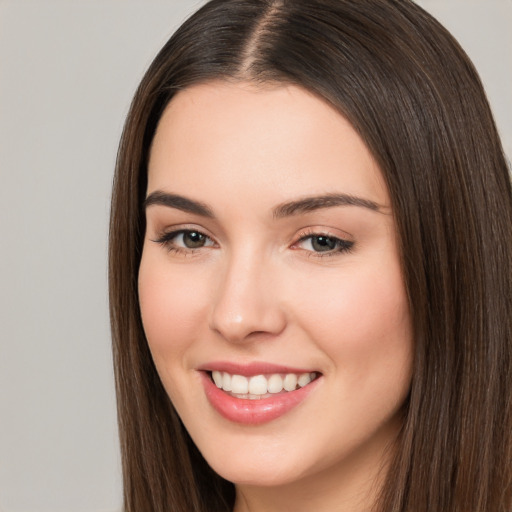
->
xmin=231 ymin=374 xmax=249 ymax=394
xmin=211 ymin=371 xmax=317 ymax=396
xmin=222 ymin=372 xmax=232 ymax=392
xmin=298 ymin=373 xmax=312 ymax=387
xmin=249 ymin=375 xmax=268 ymax=395
xmin=283 ymin=373 xmax=298 ymax=392
xmin=267 ymin=374 xmax=284 ymax=393
xmin=212 ymin=370 xmax=223 ymax=388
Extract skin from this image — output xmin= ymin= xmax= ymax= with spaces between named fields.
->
xmin=138 ymin=81 xmax=413 ymax=512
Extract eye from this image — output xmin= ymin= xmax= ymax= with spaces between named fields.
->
xmin=177 ymin=231 xmax=211 ymax=249
xmin=153 ymin=229 xmax=216 ymax=252
xmin=295 ymin=234 xmax=354 ymax=255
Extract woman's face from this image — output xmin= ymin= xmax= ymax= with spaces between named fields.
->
xmin=139 ymin=82 xmax=412 ymax=493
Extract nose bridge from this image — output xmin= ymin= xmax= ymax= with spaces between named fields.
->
xmin=209 ymin=244 xmax=286 ymax=343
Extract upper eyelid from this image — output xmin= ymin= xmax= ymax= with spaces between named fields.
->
xmin=153 ymin=228 xmax=216 ymax=244
xmin=294 ymin=233 xmax=354 ymax=247
xmin=294 ymin=226 xmax=353 ymax=241
xmin=152 ymin=224 xmax=216 ymax=239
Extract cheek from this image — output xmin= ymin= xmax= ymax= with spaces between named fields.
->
xmin=292 ymin=257 xmax=412 ymax=383
xmin=138 ymin=253 xmax=212 ymax=359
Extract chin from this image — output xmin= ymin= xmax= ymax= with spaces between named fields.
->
xmin=188 ymin=429 xmax=307 ymax=486
xmin=209 ymin=456 xmax=306 ymax=487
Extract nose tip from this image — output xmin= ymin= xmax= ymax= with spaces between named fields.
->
xmin=210 ymin=307 xmax=286 ymax=343
xmin=209 ymin=260 xmax=286 ymax=343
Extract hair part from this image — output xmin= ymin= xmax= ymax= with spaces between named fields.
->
xmin=109 ymin=1 xmax=512 ymax=510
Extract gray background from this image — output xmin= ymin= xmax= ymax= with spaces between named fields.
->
xmin=0 ymin=1 xmax=510 ymax=511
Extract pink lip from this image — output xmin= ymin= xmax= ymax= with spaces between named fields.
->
xmin=199 ymin=370 xmax=321 ymax=425
xmin=198 ymin=360 xmax=316 ymax=376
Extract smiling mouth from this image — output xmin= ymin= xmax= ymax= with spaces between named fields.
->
xmin=209 ymin=370 xmax=320 ymax=399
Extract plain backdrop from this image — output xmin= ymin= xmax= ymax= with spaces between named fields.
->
xmin=0 ymin=1 xmax=510 ymax=511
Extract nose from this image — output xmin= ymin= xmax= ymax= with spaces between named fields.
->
xmin=209 ymin=249 xmax=287 ymax=343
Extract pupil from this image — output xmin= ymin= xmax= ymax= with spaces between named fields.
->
xmin=184 ymin=231 xmax=205 ymax=248
xmin=312 ymin=236 xmax=336 ymax=252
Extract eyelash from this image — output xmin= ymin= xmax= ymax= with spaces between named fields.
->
xmin=294 ymin=230 xmax=354 ymax=257
xmin=152 ymin=229 xmax=216 ymax=255
xmin=152 ymin=229 xmax=354 ymax=257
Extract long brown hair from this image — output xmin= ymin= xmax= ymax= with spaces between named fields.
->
xmin=109 ymin=1 xmax=512 ymax=510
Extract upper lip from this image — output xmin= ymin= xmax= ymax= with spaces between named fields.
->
xmin=197 ymin=361 xmax=319 ymax=376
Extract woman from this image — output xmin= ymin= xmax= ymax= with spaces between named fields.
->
xmin=109 ymin=0 xmax=512 ymax=511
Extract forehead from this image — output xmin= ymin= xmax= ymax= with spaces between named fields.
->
xmin=147 ymin=81 xmax=389 ymax=209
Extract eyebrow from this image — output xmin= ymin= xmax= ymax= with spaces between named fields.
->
xmin=144 ymin=190 xmax=384 ymax=218
xmin=144 ymin=191 xmax=214 ymax=217
xmin=273 ymin=193 xmax=383 ymax=218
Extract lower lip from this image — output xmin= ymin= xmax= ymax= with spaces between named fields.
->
xmin=200 ymin=372 xmax=320 ymax=425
